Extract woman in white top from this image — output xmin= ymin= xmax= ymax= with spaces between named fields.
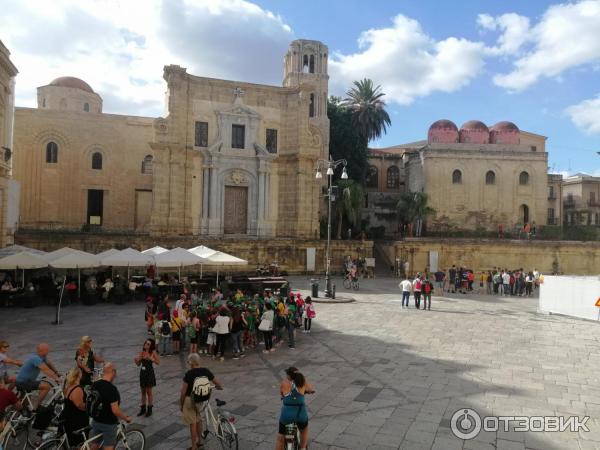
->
xmin=213 ymin=309 xmax=231 ymax=361
xmin=259 ymin=303 xmax=275 ymax=353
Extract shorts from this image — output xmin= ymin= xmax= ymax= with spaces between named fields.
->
xmin=90 ymin=420 xmax=118 ymax=446
xmin=15 ymin=380 xmax=41 ymax=392
xmin=279 ymin=421 xmax=308 ymax=435
xmin=172 ymin=331 xmax=181 ymax=341
xmin=206 ymin=332 xmax=216 ymax=346
xmin=182 ymin=396 xmax=206 ymax=425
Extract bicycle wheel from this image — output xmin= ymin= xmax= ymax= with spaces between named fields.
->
xmin=33 ymin=438 xmax=68 ymax=450
xmin=354 ymin=281 xmax=360 ymax=290
xmin=3 ymin=425 xmax=29 ymax=450
xmin=218 ymin=419 xmax=238 ymax=450
xmin=343 ymin=278 xmax=351 ymax=289
xmin=115 ymin=429 xmax=146 ymax=450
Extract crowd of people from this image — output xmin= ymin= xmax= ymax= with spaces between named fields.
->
xmin=0 ymin=285 xmax=318 ymax=450
xmin=399 ymin=265 xmax=543 ymax=308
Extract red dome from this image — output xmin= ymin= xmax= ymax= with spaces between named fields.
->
xmin=490 ymin=121 xmax=519 ymax=144
xmin=459 ymin=120 xmax=489 ymax=144
xmin=49 ymin=77 xmax=94 ymax=93
xmin=428 ymin=119 xmax=458 ymax=144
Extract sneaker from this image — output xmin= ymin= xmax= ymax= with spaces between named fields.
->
xmin=262 ymin=350 xmax=269 ymax=354
xmin=233 ymin=356 xmax=239 ymax=360
xmin=289 ymin=346 xmax=295 ymax=349
xmin=240 ymin=353 xmax=246 ymax=358
xmin=269 ymin=348 xmax=276 ymax=352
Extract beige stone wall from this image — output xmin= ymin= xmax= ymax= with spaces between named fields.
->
xmin=366 ymin=153 xmax=405 ymax=193
xmin=420 ymin=142 xmax=548 ymax=231
xmin=388 ymin=238 xmax=600 ymax=276
xmin=37 ymin=85 xmax=102 ymax=114
xmin=0 ymin=41 xmax=18 ymax=247
xmin=13 ymin=107 xmax=154 ymax=230
xmin=15 ymin=231 xmax=373 ymax=274
xmin=563 ymin=176 xmax=600 ymax=225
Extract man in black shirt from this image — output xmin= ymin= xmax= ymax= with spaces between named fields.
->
xmin=180 ymin=353 xmax=224 ymax=450
xmin=90 ymin=363 xmax=131 ymax=450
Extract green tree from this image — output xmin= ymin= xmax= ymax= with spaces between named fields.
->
xmin=397 ymin=192 xmax=436 ymax=237
xmin=328 ymin=97 xmax=368 ymax=183
xmin=333 ymin=180 xmax=364 ymax=239
xmin=344 ymin=78 xmax=392 ymax=141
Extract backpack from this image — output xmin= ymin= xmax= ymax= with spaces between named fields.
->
xmin=424 ymin=283 xmax=431 ymax=294
xmin=191 ymin=376 xmax=212 ymax=403
xmin=84 ymin=385 xmax=104 ymax=420
xmin=307 ymin=305 xmax=316 ymax=319
xmin=186 ymin=323 xmax=196 ymax=340
xmin=415 ymin=280 xmax=422 ymax=290
xmin=161 ymin=320 xmax=171 ymax=336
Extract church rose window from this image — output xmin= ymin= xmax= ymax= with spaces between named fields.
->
xmin=46 ymin=142 xmax=58 ymax=164
xmin=266 ymin=129 xmax=278 ymax=153
xmin=232 ymin=124 xmax=245 ymax=149
xmin=195 ymin=121 xmax=208 ymax=147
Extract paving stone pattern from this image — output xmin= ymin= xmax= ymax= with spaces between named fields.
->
xmin=2 ymin=276 xmax=599 ymax=449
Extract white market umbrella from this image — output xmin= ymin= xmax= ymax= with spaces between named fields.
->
xmin=44 ymin=247 xmax=83 ymax=261
xmin=48 ymin=250 xmax=101 ymax=298
xmin=188 ymin=245 xmax=218 ymax=278
xmin=142 ymin=246 xmax=168 ymax=256
xmin=153 ymin=247 xmax=206 ymax=279
xmin=0 ymin=245 xmax=46 ymax=258
xmin=96 ymin=248 xmax=120 ymax=260
xmin=100 ymin=248 xmax=155 ymax=279
xmin=0 ymin=251 xmax=49 ymax=287
xmin=202 ymin=251 xmax=248 ymax=285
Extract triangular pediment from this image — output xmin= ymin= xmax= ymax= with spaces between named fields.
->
xmin=218 ymin=104 xmax=261 ymax=118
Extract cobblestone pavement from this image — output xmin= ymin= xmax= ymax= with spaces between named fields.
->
xmin=2 ymin=276 xmax=599 ymax=450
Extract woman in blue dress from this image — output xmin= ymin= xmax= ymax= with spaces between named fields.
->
xmin=276 ymin=367 xmax=315 ymax=450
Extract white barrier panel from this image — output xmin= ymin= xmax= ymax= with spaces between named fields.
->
xmin=539 ymin=275 xmax=600 ymax=321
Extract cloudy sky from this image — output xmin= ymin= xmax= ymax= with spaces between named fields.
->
xmin=1 ymin=0 xmax=599 ymax=175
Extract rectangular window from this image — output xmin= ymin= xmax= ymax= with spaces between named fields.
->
xmin=547 ymin=208 xmax=554 ymax=219
xmin=266 ymin=129 xmax=278 ymax=153
xmin=590 ymin=192 xmax=596 ymax=203
xmin=548 ymin=186 xmax=554 ymax=199
xmin=232 ymin=124 xmax=245 ymax=149
xmin=194 ymin=121 xmax=208 ymax=147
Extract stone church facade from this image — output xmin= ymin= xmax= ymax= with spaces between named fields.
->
xmin=12 ymin=39 xmax=329 ymax=240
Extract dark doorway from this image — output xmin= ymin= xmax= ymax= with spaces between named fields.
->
xmin=87 ymin=189 xmax=104 ymax=225
xmin=519 ymin=204 xmax=529 ymax=224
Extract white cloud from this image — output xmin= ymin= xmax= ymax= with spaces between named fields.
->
xmin=0 ymin=0 xmax=292 ymax=116
xmin=492 ymin=0 xmax=600 ymax=90
xmin=566 ymin=94 xmax=600 ymax=134
xmin=477 ymin=13 xmax=531 ymax=56
xmin=329 ymin=15 xmax=485 ymax=105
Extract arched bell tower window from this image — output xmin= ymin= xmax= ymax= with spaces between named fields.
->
xmin=309 ymin=55 xmax=315 ymax=73
xmin=303 ymin=55 xmax=309 ymax=73
xmin=46 ymin=142 xmax=58 ymax=164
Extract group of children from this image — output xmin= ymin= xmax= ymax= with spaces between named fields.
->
xmin=144 ymin=288 xmax=317 ymax=360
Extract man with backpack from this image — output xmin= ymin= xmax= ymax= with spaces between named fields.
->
xmin=88 ymin=363 xmax=131 ymax=450
xmin=412 ymin=275 xmax=423 ymax=309
xmin=422 ymin=278 xmax=434 ymax=310
xmin=180 ymin=353 xmax=224 ymax=450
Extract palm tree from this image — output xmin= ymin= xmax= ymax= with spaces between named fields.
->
xmin=397 ymin=192 xmax=435 ymax=237
xmin=334 ymin=180 xmax=364 ymax=239
xmin=344 ymin=78 xmax=392 ymax=141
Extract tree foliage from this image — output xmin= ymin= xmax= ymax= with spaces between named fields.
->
xmin=333 ymin=180 xmax=365 ymax=239
xmin=343 ymin=78 xmax=392 ymax=141
xmin=396 ymin=192 xmax=436 ymax=236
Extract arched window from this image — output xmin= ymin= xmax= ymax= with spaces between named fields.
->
xmin=519 ymin=171 xmax=529 ymax=185
xmin=84 ymin=102 xmax=90 ymax=112
xmin=309 ymin=55 xmax=315 ymax=73
xmin=452 ymin=169 xmax=462 ymax=184
xmin=141 ymin=155 xmax=153 ymax=174
xmin=387 ymin=166 xmax=400 ymax=189
xmin=366 ymin=166 xmax=378 ymax=188
xmin=91 ymin=152 xmax=102 ymax=170
xmin=302 ymin=55 xmax=309 ymax=73
xmin=46 ymin=142 xmax=58 ymax=163
xmin=485 ymin=170 xmax=495 ymax=185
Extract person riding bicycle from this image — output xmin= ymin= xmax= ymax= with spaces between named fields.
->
xmin=350 ymin=265 xmax=358 ymax=283
xmin=15 ymin=343 xmax=60 ymax=411
xmin=275 ymin=367 xmax=315 ymax=450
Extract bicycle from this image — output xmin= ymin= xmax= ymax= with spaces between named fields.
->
xmin=35 ymin=421 xmax=144 ymax=450
xmin=283 ymin=423 xmax=301 ymax=450
xmin=342 ymin=275 xmax=359 ymax=290
xmin=200 ymin=397 xmax=238 ymax=449
xmin=1 ymin=408 xmax=30 ymax=450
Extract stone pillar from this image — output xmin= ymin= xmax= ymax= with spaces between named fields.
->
xmin=208 ymin=166 xmax=220 ymax=235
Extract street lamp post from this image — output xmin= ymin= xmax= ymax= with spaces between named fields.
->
xmin=315 ymin=157 xmax=348 ymax=298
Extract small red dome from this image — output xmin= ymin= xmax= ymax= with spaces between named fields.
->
xmin=428 ymin=119 xmax=458 ymax=144
xmin=490 ymin=121 xmax=519 ymax=144
xmin=49 ymin=77 xmax=94 ymax=93
xmin=459 ymin=120 xmax=489 ymax=144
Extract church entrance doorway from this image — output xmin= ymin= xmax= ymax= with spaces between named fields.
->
xmin=519 ymin=204 xmax=529 ymax=224
xmin=87 ymin=189 xmax=103 ymax=225
xmin=224 ymin=186 xmax=248 ymax=234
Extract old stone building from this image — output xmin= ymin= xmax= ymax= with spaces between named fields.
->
xmin=562 ymin=173 xmax=600 ymax=226
xmin=13 ymin=77 xmax=155 ymax=230
xmin=0 ymin=41 xmax=18 ymax=246
xmin=150 ymin=39 xmax=329 ymax=238
xmin=366 ymin=119 xmax=549 ymax=235
xmin=13 ymin=39 xmax=330 ymax=240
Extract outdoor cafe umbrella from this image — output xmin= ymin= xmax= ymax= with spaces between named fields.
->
xmin=47 ymin=250 xmax=101 ymax=298
xmin=96 ymin=248 xmax=121 ymax=260
xmin=0 ymin=245 xmax=46 ymax=258
xmin=202 ymin=250 xmax=248 ymax=285
xmin=153 ymin=247 xmax=206 ymax=279
xmin=100 ymin=248 xmax=155 ymax=279
xmin=141 ymin=246 xmax=168 ymax=256
xmin=188 ymin=245 xmax=218 ymax=279
xmin=0 ymin=251 xmax=49 ymax=287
